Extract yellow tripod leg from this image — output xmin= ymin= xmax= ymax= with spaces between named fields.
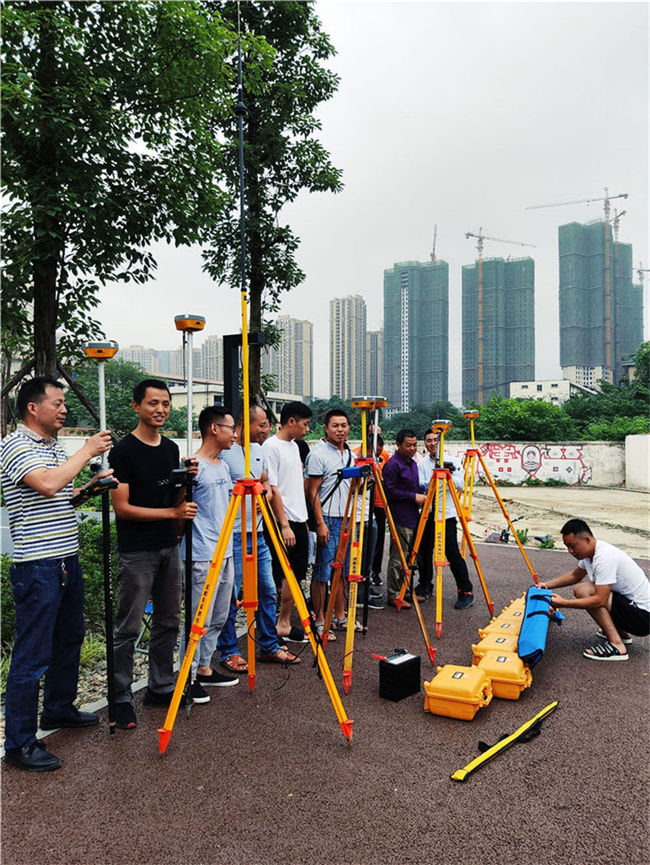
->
xmin=158 ymin=493 xmax=241 ymax=754
xmin=241 ymin=494 xmax=258 ymax=691
xmin=343 ymin=478 xmax=367 ymax=693
xmin=475 ymin=451 xmax=540 ymax=586
xmin=460 ymin=450 xmax=477 ymax=559
xmin=257 ymin=494 xmax=353 ymax=744
xmin=448 ymin=477 xmax=494 ymax=616
xmin=322 ymin=484 xmax=355 ymax=645
xmin=434 ymin=471 xmax=447 ymax=638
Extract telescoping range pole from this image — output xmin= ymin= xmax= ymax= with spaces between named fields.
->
xmin=82 ymin=341 xmax=119 ymax=734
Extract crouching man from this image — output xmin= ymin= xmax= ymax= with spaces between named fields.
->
xmin=541 ymin=518 xmax=650 ymax=661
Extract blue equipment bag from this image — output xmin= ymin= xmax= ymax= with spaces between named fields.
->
xmin=517 ymin=587 xmax=565 ymax=667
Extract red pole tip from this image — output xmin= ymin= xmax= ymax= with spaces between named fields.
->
xmin=488 ymin=602 xmax=494 ymax=615
xmin=340 ymin=719 xmax=354 ymax=743
xmin=342 ymin=670 xmax=352 ymax=694
xmin=248 ymin=674 xmax=256 ymax=692
xmin=427 ymin=646 xmax=437 ymax=666
xmin=157 ymin=727 xmax=171 ymax=755
xmin=435 ymin=623 xmax=442 ymax=639
xmin=395 ymin=599 xmax=403 ymax=611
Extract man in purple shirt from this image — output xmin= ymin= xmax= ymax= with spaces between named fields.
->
xmin=382 ymin=429 xmax=426 ymax=608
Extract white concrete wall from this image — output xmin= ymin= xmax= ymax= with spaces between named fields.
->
xmin=58 ymin=435 xmax=627 ymax=487
xmin=625 ymin=435 xmax=650 ymax=492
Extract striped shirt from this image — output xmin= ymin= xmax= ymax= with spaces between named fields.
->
xmin=1 ymin=425 xmax=78 ymax=562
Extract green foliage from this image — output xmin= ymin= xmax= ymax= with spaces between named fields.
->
xmin=381 ymin=402 xmax=468 ymax=440
xmin=1 ymin=555 xmax=15 ymax=651
xmin=202 ymin=1 xmax=342 ymax=394
xmin=469 ymin=396 xmax=577 ymax=441
xmin=1 ymin=647 xmax=11 ymax=699
xmin=2 ymin=1 xmax=272 ymax=373
xmin=516 ymin=528 xmax=529 ymax=545
xmin=76 ymin=516 xmax=119 ymax=634
xmin=583 ymin=416 xmax=650 ymax=441
xmin=563 ymin=376 xmax=649 ymax=439
xmin=632 ymin=341 xmax=650 ymax=389
xmin=79 ymin=633 xmax=107 ymax=668
xmin=538 ymin=536 xmax=556 ymax=550
xmin=63 ymin=357 xmax=190 ymax=437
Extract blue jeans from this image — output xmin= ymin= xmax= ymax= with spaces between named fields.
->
xmin=4 ymin=555 xmax=85 ymax=751
xmin=217 ymin=532 xmax=279 ymax=659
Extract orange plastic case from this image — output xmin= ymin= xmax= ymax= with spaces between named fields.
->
xmin=471 ymin=632 xmax=519 ymax=665
xmin=423 ymin=665 xmax=492 ymax=721
xmin=476 ymin=650 xmax=532 ymax=700
xmin=478 ymin=618 xmax=521 ymax=640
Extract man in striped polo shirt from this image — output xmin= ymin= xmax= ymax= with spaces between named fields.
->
xmin=1 ymin=376 xmax=112 ymax=772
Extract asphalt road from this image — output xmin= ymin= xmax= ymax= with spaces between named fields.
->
xmin=2 ymin=544 xmax=649 ymax=865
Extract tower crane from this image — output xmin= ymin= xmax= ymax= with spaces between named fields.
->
xmin=430 ymin=225 xmax=438 ymax=262
xmin=465 ymin=228 xmax=536 ymax=405
xmin=637 ymin=262 xmax=650 ymax=285
xmin=525 ymin=188 xmax=629 ymax=383
xmin=611 ymin=209 xmax=626 ymax=242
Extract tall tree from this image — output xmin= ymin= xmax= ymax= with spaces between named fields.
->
xmin=202 ymin=0 xmax=343 ymax=397
xmin=1 ymin=1 xmax=271 ymax=376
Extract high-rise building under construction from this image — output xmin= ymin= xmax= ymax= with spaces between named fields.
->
xmin=559 ymin=221 xmax=643 ymax=386
xmin=330 ymin=295 xmax=367 ymax=399
xmin=462 ymin=257 xmax=535 ymax=405
xmin=383 ymin=260 xmax=448 ymax=413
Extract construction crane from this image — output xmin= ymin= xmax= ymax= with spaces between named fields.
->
xmin=637 ymin=262 xmax=650 ymax=285
xmin=465 ymin=228 xmax=536 ymax=405
xmin=430 ymin=225 xmax=438 ymax=262
xmin=611 ymin=209 xmax=626 ymax=242
xmin=525 ymin=187 xmax=628 ymax=221
xmin=525 ymin=187 xmax=629 ymax=383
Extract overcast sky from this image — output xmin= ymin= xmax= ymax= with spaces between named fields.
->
xmin=97 ymin=0 xmax=649 ymax=404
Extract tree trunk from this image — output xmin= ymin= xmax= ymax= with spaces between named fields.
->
xmin=32 ymin=5 xmax=62 ymax=378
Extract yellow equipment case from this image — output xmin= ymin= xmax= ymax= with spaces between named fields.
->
xmin=499 ymin=595 xmax=525 ymax=615
xmin=471 ymin=632 xmax=519 ymax=665
xmin=424 ymin=665 xmax=493 ymax=721
xmin=476 ymin=650 xmax=532 ymax=700
xmin=493 ymin=607 xmax=526 ymax=627
xmin=477 ymin=618 xmax=521 ymax=640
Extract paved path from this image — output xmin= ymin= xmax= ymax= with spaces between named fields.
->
xmin=2 ymin=545 xmax=649 ymax=865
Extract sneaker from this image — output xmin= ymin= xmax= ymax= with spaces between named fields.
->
xmin=454 ymin=591 xmax=474 ymax=610
xmin=196 ymin=669 xmax=239 ymax=688
xmin=191 ymin=681 xmax=210 ymax=704
xmin=115 ymin=702 xmax=137 ymax=730
xmin=371 ymin=573 xmax=383 ymax=587
xmin=356 ymin=594 xmax=384 ymax=610
xmin=142 ymin=688 xmax=186 ymax=708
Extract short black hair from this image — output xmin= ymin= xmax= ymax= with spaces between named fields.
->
xmin=198 ymin=406 xmax=233 ymax=438
xmin=132 ymin=379 xmax=170 ymax=404
xmin=280 ymin=401 xmax=312 ymax=426
xmin=423 ymin=428 xmax=437 ymax=440
xmin=396 ymin=428 xmax=417 ymax=445
xmin=561 ymin=518 xmax=593 ymax=538
xmin=236 ymin=402 xmax=265 ymax=427
xmin=16 ymin=376 xmax=64 ymax=419
xmin=324 ymin=408 xmax=349 ymax=426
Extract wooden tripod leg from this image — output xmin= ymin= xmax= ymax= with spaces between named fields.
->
xmin=158 ymin=493 xmax=241 ymax=755
xmin=460 ymin=450 xmax=477 ymax=559
xmin=475 ymin=452 xmax=540 ymax=586
xmin=343 ymin=478 xmax=367 ymax=693
xmin=258 ymin=493 xmax=353 ymax=744
xmin=447 ymin=478 xmax=494 ymax=616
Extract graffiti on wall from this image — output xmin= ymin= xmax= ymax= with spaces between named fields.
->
xmin=447 ymin=443 xmax=592 ymax=486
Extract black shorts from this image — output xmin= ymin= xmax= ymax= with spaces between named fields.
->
xmin=610 ymin=592 xmax=650 ymax=637
xmin=264 ymin=520 xmax=309 ymax=590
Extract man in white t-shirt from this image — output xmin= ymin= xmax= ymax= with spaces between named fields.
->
xmin=541 ymin=518 xmax=650 ymax=661
xmin=261 ymin=401 xmax=312 ymax=642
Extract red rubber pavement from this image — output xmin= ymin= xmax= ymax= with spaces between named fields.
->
xmin=2 ymin=545 xmax=649 ymax=865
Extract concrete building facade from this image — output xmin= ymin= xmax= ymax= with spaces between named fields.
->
xmin=330 ymin=295 xmax=367 ymax=399
xmin=366 ymin=329 xmax=384 ymax=397
xmin=559 ymin=220 xmax=644 ymax=386
xmin=462 ymin=257 xmax=535 ymax=405
xmin=383 ymin=260 xmax=448 ymax=413
xmin=262 ymin=315 xmax=313 ymax=400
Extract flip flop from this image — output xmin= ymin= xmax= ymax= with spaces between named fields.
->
xmin=332 ymin=617 xmax=362 ymax=632
xmin=583 ymin=641 xmax=629 ymax=661
xmin=220 ymin=654 xmax=249 ymax=674
xmin=258 ymin=648 xmax=301 ymax=665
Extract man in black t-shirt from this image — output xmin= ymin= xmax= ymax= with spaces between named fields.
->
xmin=108 ymin=380 xmax=197 ymax=730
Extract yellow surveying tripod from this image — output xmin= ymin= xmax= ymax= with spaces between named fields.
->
xmin=396 ymin=420 xmax=494 ymax=641
xmin=460 ymin=410 xmax=540 ymax=586
xmin=320 ymin=398 xmax=437 ymax=683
